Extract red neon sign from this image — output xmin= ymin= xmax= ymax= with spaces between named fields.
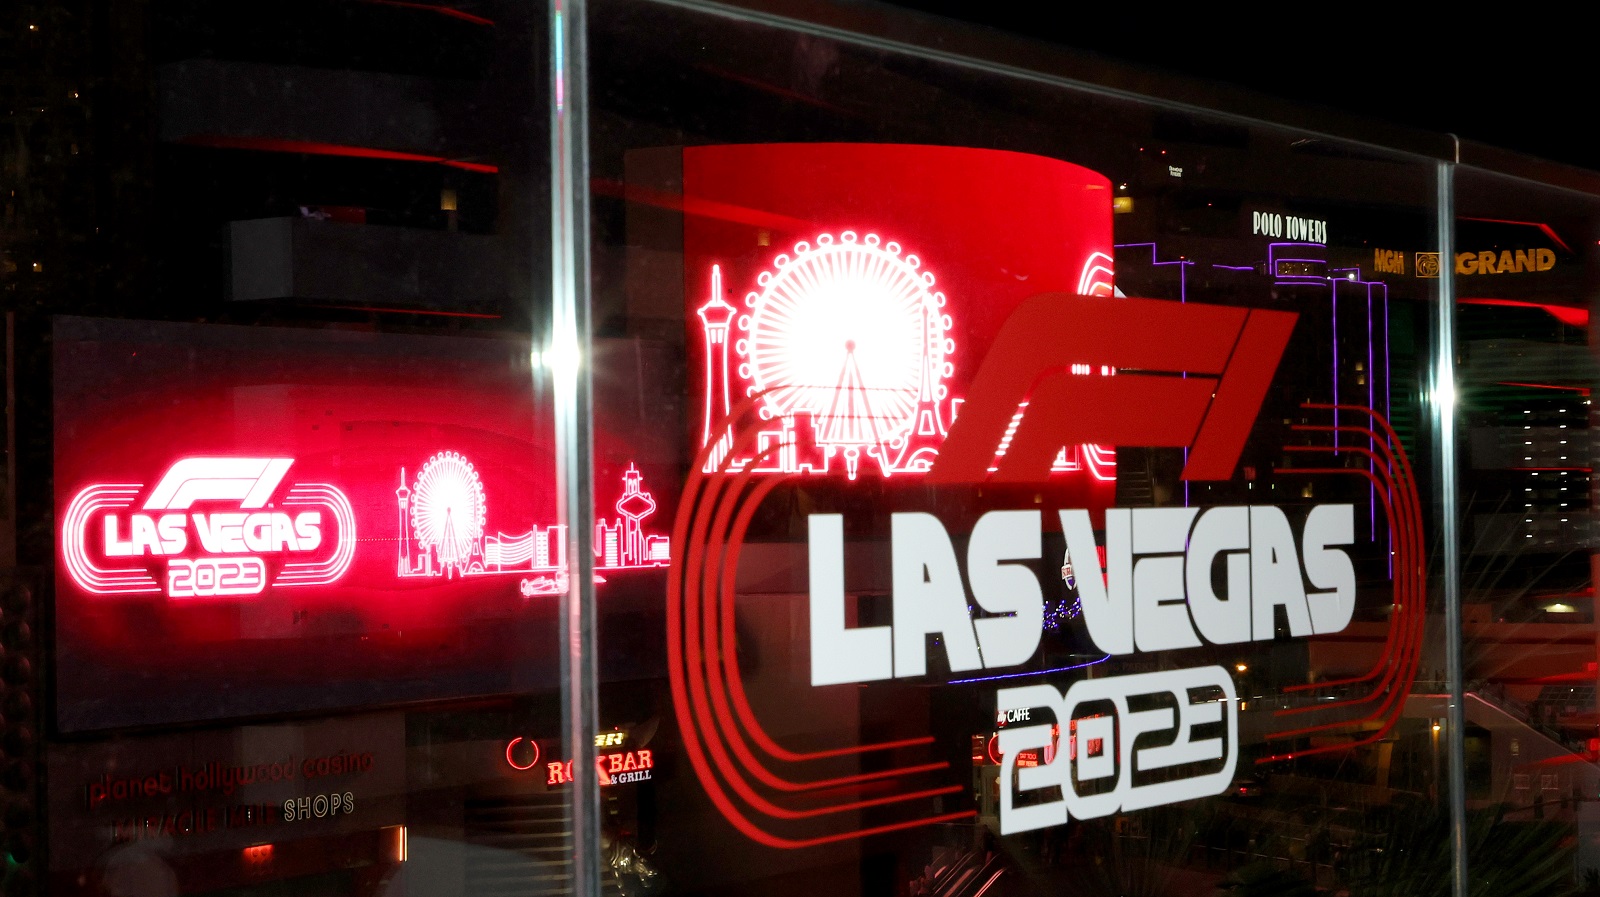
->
xmin=540 ymin=749 xmax=654 ymax=786
xmin=62 ymin=457 xmax=355 ymax=599
xmin=53 ymin=318 xmax=681 ymax=733
xmin=505 ymin=737 xmax=541 ymax=771
xmin=62 ymin=452 xmax=668 ymax=603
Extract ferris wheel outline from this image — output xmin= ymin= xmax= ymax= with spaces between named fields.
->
xmin=695 ymin=231 xmax=1119 ymax=482
xmin=408 ymin=451 xmax=487 ymax=578
xmin=724 ymin=231 xmax=954 ymax=479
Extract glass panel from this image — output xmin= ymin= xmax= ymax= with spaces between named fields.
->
xmin=1454 ymin=165 xmax=1600 ymax=895
xmin=4 ymin=3 xmax=571 ymax=894
xmin=588 ymin=2 xmax=1448 ymax=895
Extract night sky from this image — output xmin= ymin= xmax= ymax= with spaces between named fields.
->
xmin=884 ymin=3 xmax=1598 ymax=173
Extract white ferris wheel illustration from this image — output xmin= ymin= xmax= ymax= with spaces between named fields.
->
xmin=731 ymin=232 xmax=953 ymax=479
xmin=409 ymin=451 xmax=487 ymax=577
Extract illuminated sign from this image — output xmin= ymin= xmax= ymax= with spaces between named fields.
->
xmin=927 ymin=295 xmax=1294 ymax=484
xmin=505 ymin=737 xmax=541 ymax=771
xmin=816 ymin=507 xmax=1341 ymax=832
xmin=1250 ymin=210 xmax=1327 ymax=244
xmin=1455 ymin=248 xmax=1555 ymax=275
xmin=669 ymin=145 xmax=1422 ymax=850
xmin=1373 ymin=249 xmax=1405 ymax=275
xmin=982 ymin=720 xmax=1092 ymax=767
xmin=282 ymin=790 xmax=355 ymax=822
xmin=504 ymin=732 xmax=626 ymax=771
xmin=687 ymin=143 xmax=1120 ymax=495
xmin=53 ymin=317 xmax=676 ymax=733
xmin=543 ymin=750 xmax=654 ymax=787
xmin=61 ymin=457 xmax=355 ymax=599
xmin=673 ymin=295 xmax=1425 ymax=847
xmin=63 ymin=450 xmax=665 ymax=602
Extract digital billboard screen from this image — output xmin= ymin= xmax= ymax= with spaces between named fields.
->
xmin=53 ymin=317 xmax=674 ymax=731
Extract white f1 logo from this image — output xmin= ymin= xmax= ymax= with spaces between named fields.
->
xmin=142 ymin=458 xmax=295 ymax=511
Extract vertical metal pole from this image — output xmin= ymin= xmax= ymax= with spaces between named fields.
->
xmin=550 ymin=1 xmax=601 ymax=895
xmin=1434 ymin=158 xmax=1468 ymax=897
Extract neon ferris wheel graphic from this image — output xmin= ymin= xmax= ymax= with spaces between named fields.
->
xmin=700 ymin=232 xmax=952 ymax=480
xmin=742 ymin=232 xmax=951 ymax=479
xmin=409 ymin=451 xmax=487 ymax=577
xmin=696 ymin=231 xmax=1117 ymax=482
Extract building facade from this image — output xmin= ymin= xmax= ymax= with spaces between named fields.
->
xmin=5 ymin=1 xmax=1600 ymax=895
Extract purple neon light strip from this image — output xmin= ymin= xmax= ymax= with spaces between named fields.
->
xmin=1267 ymin=241 xmax=1325 ymax=255
xmin=1269 ymin=242 xmax=1327 ymax=283
xmin=1116 ymin=242 xmax=1196 ymax=271
xmin=1327 ymin=268 xmax=1390 ymax=538
xmin=1116 ymin=242 xmax=1195 ymax=503
xmin=1124 ymin=241 xmax=1396 ymax=529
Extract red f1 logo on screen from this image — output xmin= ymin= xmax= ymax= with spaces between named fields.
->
xmin=62 ymin=457 xmax=356 ymax=598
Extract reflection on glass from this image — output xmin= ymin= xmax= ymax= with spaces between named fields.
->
xmin=589 ymin=2 xmax=1449 ymax=894
xmin=1456 ymin=171 xmax=1600 ymax=895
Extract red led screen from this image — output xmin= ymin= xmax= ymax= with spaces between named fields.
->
xmin=53 ymin=318 xmax=671 ymax=731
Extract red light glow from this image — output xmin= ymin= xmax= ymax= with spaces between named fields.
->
xmin=1459 ymin=297 xmax=1589 ymax=328
xmin=61 ymin=457 xmax=356 ymax=599
xmin=173 ymin=135 xmax=498 ymax=174
xmin=356 ymin=0 xmax=495 ymax=26
xmin=1078 ymin=251 xmax=1115 ymax=296
xmin=541 ymin=749 xmax=655 ymax=786
xmin=695 ymin=237 xmax=1122 ymax=483
xmin=1460 ymin=217 xmax=1572 ymax=254
xmin=53 ymin=319 xmax=674 ymax=732
xmin=505 ymin=736 xmax=540 ymax=771
xmin=685 ymin=143 xmax=1119 ymax=505
xmin=672 ymin=143 xmax=1120 ymax=848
